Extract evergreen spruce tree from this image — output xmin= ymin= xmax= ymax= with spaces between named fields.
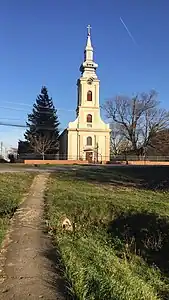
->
xmin=24 ymin=86 xmax=60 ymax=158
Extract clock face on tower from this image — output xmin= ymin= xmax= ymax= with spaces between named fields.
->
xmin=87 ymin=77 xmax=93 ymax=85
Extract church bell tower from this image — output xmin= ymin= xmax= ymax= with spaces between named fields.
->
xmin=60 ymin=25 xmax=110 ymax=163
xmin=76 ymin=25 xmax=100 ymax=117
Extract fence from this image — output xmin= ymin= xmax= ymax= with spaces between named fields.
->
xmin=17 ymin=153 xmax=109 ymax=162
xmin=110 ymin=155 xmax=169 ymax=162
xmin=5 ymin=152 xmax=169 ymax=164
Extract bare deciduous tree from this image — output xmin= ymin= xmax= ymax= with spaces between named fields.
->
xmin=103 ymin=90 xmax=169 ymax=156
xmin=110 ymin=123 xmax=130 ymax=156
xmin=29 ymin=134 xmax=59 ymax=160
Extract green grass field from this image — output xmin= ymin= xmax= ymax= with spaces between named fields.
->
xmin=45 ymin=166 xmax=169 ymax=300
xmin=0 ymin=173 xmax=35 ymax=244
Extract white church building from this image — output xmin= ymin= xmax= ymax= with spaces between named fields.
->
xmin=59 ymin=25 xmax=110 ymax=163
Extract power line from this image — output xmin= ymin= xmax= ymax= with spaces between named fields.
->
xmin=0 ymin=121 xmax=64 ymax=131
xmin=0 ymin=105 xmax=73 ymax=115
xmin=0 ymin=122 xmax=26 ymax=128
xmin=0 ymin=106 xmax=27 ymax=112
xmin=0 ymin=117 xmax=24 ymax=121
xmin=0 ymin=103 xmax=74 ymax=112
xmin=4 ymin=101 xmax=33 ymax=107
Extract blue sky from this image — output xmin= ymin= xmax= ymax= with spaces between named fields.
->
xmin=0 ymin=0 xmax=169 ymax=147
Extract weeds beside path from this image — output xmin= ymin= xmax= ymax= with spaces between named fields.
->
xmin=45 ymin=167 xmax=169 ymax=300
xmin=0 ymin=173 xmax=35 ymax=245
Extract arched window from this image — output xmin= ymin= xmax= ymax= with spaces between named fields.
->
xmin=87 ymin=91 xmax=92 ymax=101
xmin=87 ymin=114 xmax=92 ymax=123
xmin=87 ymin=136 xmax=92 ymax=146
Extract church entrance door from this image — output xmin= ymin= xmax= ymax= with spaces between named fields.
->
xmin=86 ymin=151 xmax=93 ymax=163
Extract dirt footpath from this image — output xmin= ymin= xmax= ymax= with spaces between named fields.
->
xmin=0 ymin=174 xmax=66 ymax=300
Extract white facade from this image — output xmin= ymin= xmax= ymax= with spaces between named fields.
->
xmin=59 ymin=25 xmax=110 ymax=162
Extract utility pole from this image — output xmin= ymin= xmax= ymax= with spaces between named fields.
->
xmin=0 ymin=141 xmax=3 ymax=157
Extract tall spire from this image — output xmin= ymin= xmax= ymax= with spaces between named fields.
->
xmin=86 ymin=25 xmax=92 ymax=47
xmin=80 ymin=25 xmax=98 ymax=77
xmin=87 ymin=24 xmax=91 ymax=36
xmin=84 ymin=25 xmax=93 ymax=61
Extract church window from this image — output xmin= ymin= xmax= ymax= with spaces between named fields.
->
xmin=87 ymin=90 xmax=92 ymax=101
xmin=87 ymin=114 xmax=92 ymax=123
xmin=87 ymin=136 xmax=92 ymax=146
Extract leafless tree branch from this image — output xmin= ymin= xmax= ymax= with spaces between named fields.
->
xmin=29 ymin=134 xmax=59 ymax=160
xmin=103 ymin=90 xmax=169 ymax=155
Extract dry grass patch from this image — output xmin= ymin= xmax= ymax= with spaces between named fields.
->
xmin=0 ymin=173 xmax=35 ymax=244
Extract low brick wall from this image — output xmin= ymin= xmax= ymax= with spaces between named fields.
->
xmin=126 ymin=161 xmax=169 ymax=166
xmin=24 ymin=160 xmax=89 ymax=165
xmin=24 ymin=160 xmax=169 ymax=166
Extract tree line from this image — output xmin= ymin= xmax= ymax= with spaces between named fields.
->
xmin=103 ymin=90 xmax=169 ymax=159
xmin=17 ymin=87 xmax=169 ymax=161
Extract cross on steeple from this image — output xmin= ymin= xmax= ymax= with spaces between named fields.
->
xmin=87 ymin=25 xmax=92 ymax=36
xmin=80 ymin=25 xmax=98 ymax=76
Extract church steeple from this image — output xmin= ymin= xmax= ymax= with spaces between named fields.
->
xmin=80 ymin=25 xmax=98 ymax=78
xmin=59 ymin=25 xmax=110 ymax=164
xmin=84 ymin=25 xmax=93 ymax=61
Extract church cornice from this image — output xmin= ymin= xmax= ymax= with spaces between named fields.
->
xmin=67 ymin=128 xmax=111 ymax=133
xmin=78 ymin=77 xmax=100 ymax=83
xmin=78 ymin=106 xmax=100 ymax=110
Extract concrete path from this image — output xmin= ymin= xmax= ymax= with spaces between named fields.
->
xmin=0 ymin=174 xmax=66 ymax=300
